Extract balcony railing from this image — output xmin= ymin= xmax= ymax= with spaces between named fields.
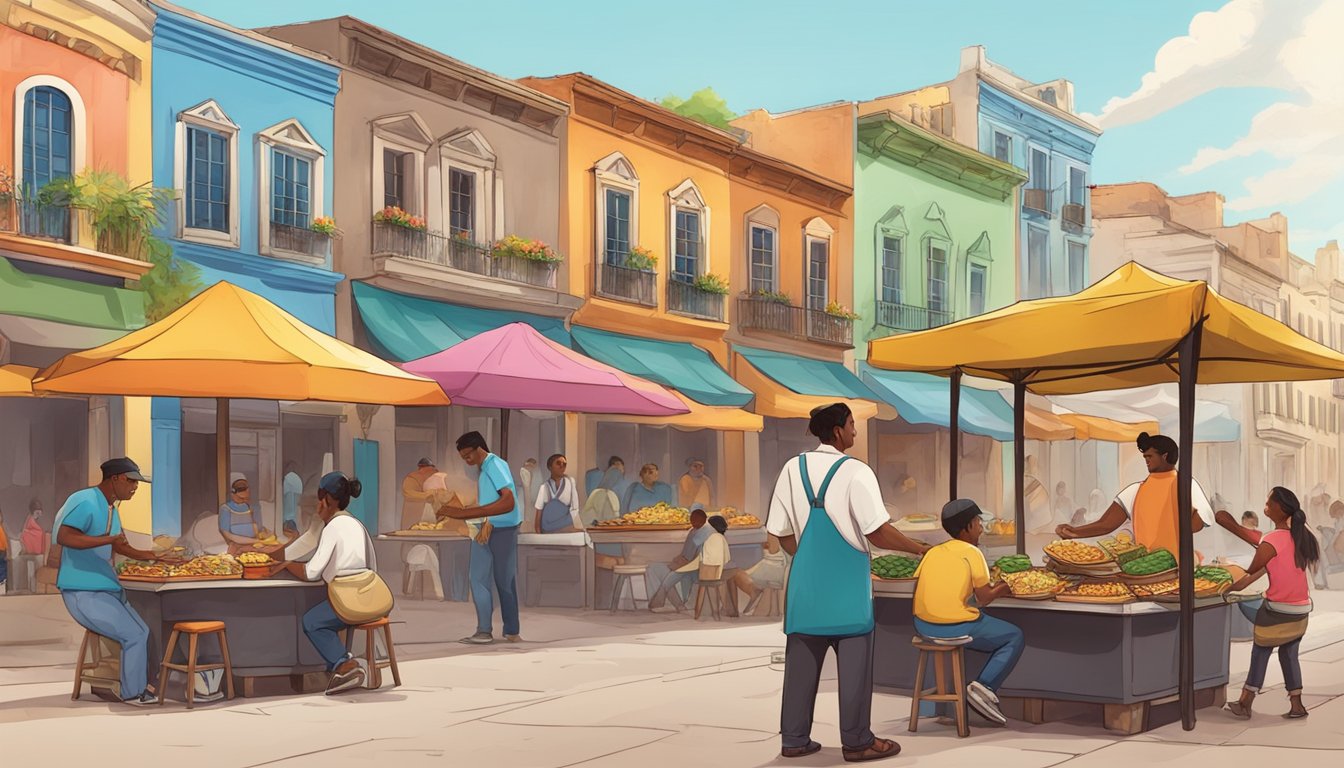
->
xmin=1 ymin=199 xmax=73 ymax=243
xmin=1022 ymin=187 xmax=1053 ymax=217
xmin=737 ymin=296 xmax=853 ymax=347
xmin=372 ymin=222 xmax=558 ymax=289
xmin=1061 ymin=202 xmax=1087 ymax=233
xmin=876 ymin=301 xmax=953 ymax=332
xmin=271 ymin=220 xmax=331 ymax=260
xmin=597 ymin=262 xmax=657 ymax=307
xmin=666 ymin=278 xmax=725 ymax=322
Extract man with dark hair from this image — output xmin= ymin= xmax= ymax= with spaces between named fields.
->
xmin=439 ymin=432 xmax=523 ymax=644
xmin=1057 ymin=432 xmax=1213 ymax=563
xmin=55 ymin=458 xmax=180 ymax=705
xmin=912 ymin=499 xmax=1022 ymax=725
xmin=766 ymin=403 xmax=928 ymax=762
xmin=648 ymin=506 xmax=711 ymax=611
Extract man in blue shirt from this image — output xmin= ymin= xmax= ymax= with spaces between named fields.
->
xmin=439 ymin=431 xmax=523 ymax=645
xmin=56 ymin=457 xmax=177 ymax=705
xmin=622 ymin=463 xmax=675 ymax=515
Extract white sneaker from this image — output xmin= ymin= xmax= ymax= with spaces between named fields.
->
xmin=968 ymin=680 xmax=1000 ymax=704
xmin=966 ymin=682 xmax=1007 ymax=725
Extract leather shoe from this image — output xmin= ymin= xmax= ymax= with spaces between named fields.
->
xmin=781 ymin=741 xmax=821 ymax=758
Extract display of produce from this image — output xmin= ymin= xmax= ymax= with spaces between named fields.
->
xmin=1120 ymin=548 xmax=1177 ymax=575
xmin=719 ymin=507 xmax=762 ymax=527
xmin=1193 ymin=566 xmax=1233 ymax=584
xmin=1098 ymin=531 xmax=1147 ymax=564
xmin=994 ymin=554 xmax=1034 ymax=574
xmin=593 ymin=502 xmax=692 ymax=527
xmin=1132 ymin=576 xmax=1225 ymax=598
xmin=871 ymin=554 xmax=920 ymax=580
xmin=1045 ymin=540 xmax=1110 ymax=564
xmin=1131 ymin=579 xmax=1179 ymax=597
xmin=1002 ymin=569 xmax=1068 ymax=596
xmin=118 ymin=554 xmax=242 ymax=579
xmin=1062 ymin=582 xmax=1132 ymax=599
xmin=236 ymin=551 xmax=274 ymax=566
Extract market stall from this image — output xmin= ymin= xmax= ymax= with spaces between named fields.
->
xmin=868 ymin=262 xmax=1344 ymax=729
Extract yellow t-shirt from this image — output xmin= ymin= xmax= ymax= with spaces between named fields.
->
xmin=913 ymin=539 xmax=990 ymax=624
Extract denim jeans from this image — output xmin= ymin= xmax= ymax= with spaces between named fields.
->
xmin=302 ymin=599 xmax=352 ymax=670
xmin=63 ymin=590 xmax=150 ymax=699
xmin=469 ymin=524 xmax=520 ymax=636
xmin=914 ymin=614 xmax=1025 ymax=716
xmin=1246 ymin=638 xmax=1303 ymax=693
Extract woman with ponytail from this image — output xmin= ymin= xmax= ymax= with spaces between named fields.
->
xmin=1217 ymin=487 xmax=1319 ymax=719
xmin=270 ymin=472 xmax=390 ymax=695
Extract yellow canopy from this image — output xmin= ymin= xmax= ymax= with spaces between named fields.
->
xmin=0 ymin=365 xmax=37 ymax=396
xmin=33 ymin=281 xmax=450 ymax=406
xmin=1057 ymin=412 xmax=1157 ymax=442
xmin=1023 ymin=405 xmax=1075 ymax=440
xmin=734 ymin=355 xmax=881 ymax=422
xmin=868 ymin=262 xmax=1344 ymax=394
xmin=593 ymin=390 xmax=763 ymax=432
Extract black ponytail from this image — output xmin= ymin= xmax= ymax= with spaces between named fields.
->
xmin=318 ymin=471 xmax=363 ymax=511
xmin=1271 ymin=486 xmax=1320 ymax=571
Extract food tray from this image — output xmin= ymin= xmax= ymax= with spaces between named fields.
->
xmin=1043 ymin=546 xmax=1115 ymax=567
xmin=588 ymin=524 xmax=691 ymax=532
xmin=1118 ymin=567 xmax=1178 ymax=585
xmin=1056 ymin=592 xmax=1136 ymax=604
xmin=119 ymin=573 xmax=241 ymax=583
xmin=1008 ymin=590 xmax=1061 ymax=601
xmin=1045 ymin=556 xmax=1122 ymax=577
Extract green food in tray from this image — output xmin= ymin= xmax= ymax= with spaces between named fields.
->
xmin=871 ymin=555 xmax=920 ymax=579
xmin=994 ymin=554 xmax=1034 ymax=574
xmin=1194 ymin=565 xmax=1233 ymax=583
xmin=1121 ymin=548 xmax=1177 ymax=575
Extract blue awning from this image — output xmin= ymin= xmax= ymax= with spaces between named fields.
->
xmin=352 ymin=281 xmax=570 ymax=362
xmin=736 ymin=346 xmax=879 ymax=401
xmin=860 ymin=364 xmax=1014 ymax=441
xmin=570 ymin=325 xmax=753 ymax=408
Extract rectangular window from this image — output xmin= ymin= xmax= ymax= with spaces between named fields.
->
xmin=603 ymin=188 xmax=631 ymax=267
xmin=1068 ymin=241 xmax=1087 ymax=293
xmin=1029 ymin=147 xmax=1049 ymax=190
xmin=270 ymin=149 xmax=311 ymax=228
xmin=1027 ymin=227 xmax=1049 ymax=298
xmin=383 ymin=148 xmax=407 ymax=210
xmin=969 ymin=264 xmax=987 ymax=316
xmin=673 ymin=209 xmax=700 ymax=282
xmin=993 ymin=131 xmax=1012 ymax=164
xmin=881 ymin=236 xmax=903 ymax=304
xmin=807 ymin=239 xmax=829 ymax=310
xmin=926 ymin=241 xmax=948 ymax=313
xmin=186 ymin=126 xmax=229 ymax=232
xmin=1069 ymin=167 xmax=1087 ymax=206
xmin=749 ymin=225 xmax=776 ymax=293
xmin=448 ymin=168 xmax=475 ymax=240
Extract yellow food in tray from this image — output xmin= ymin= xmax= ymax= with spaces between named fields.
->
xmin=1046 ymin=540 xmax=1109 ymax=564
xmin=1132 ymin=579 xmax=1179 ymax=597
xmin=594 ymin=502 xmax=692 ymax=527
xmin=237 ymin=551 xmax=274 ymax=566
xmin=1063 ymin=582 xmax=1131 ymax=598
xmin=409 ymin=520 xmax=448 ymax=531
xmin=1002 ymin=569 xmax=1067 ymax=595
xmin=726 ymin=514 xmax=761 ymax=527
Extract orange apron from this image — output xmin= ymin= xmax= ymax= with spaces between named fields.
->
xmin=1132 ymin=471 xmax=1183 ymax=561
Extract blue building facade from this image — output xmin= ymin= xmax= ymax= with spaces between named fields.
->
xmin=966 ymin=58 xmax=1101 ymax=300
xmin=150 ymin=9 xmax=342 ymax=534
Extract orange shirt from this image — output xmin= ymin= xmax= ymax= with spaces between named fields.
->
xmin=1117 ymin=471 xmax=1213 ymax=563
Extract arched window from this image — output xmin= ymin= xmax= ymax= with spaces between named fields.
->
xmin=666 ymin=179 xmax=708 ymax=284
xmin=744 ymin=204 xmax=780 ymax=295
xmin=594 ymin=152 xmax=639 ymax=268
xmin=21 ymin=86 xmax=73 ymax=196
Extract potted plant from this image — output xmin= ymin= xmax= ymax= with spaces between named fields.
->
xmin=824 ymin=300 xmax=861 ymax=321
xmin=747 ymin=288 xmax=792 ymax=305
xmin=625 ymin=246 xmax=657 ymax=272
xmin=692 ymin=272 xmax=730 ymax=295
xmin=311 ymin=216 xmax=342 ymax=239
xmin=491 ymin=235 xmax=564 ymax=264
xmin=39 ymin=170 xmax=172 ymax=259
xmin=372 ymin=206 xmax=427 ymax=231
xmin=0 ymin=167 xmax=13 ymax=232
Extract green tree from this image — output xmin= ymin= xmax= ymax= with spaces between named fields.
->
xmin=660 ymin=87 xmax=737 ymax=131
xmin=140 ymin=238 xmax=202 ymax=322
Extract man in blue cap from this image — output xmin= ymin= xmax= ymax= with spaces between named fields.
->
xmin=55 ymin=457 xmax=179 ymax=705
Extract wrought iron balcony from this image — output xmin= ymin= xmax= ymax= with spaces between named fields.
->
xmin=737 ymin=296 xmax=853 ymax=347
xmin=666 ymin=278 xmax=725 ymax=322
xmin=876 ymin=301 xmax=953 ymax=332
xmin=3 ymin=199 xmax=73 ymax=243
xmin=372 ymin=222 xmax=558 ymax=289
xmin=596 ymin=262 xmax=657 ymax=307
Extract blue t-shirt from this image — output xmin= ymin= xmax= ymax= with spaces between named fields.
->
xmin=54 ymin=487 xmax=123 ymax=592
xmin=218 ymin=502 xmax=257 ymax=536
xmin=623 ymin=482 xmax=675 ymax=514
xmin=478 ymin=453 xmax=522 ymax=528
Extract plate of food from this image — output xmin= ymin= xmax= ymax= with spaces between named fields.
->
xmin=1147 ymin=577 xmax=1230 ymax=602
xmin=1001 ymin=569 xmax=1069 ymax=599
xmin=870 ymin=554 xmax=920 ymax=581
xmin=1044 ymin=540 xmax=1113 ymax=566
xmin=1118 ymin=549 xmax=1179 ymax=584
xmin=1056 ymin=581 xmax=1136 ymax=604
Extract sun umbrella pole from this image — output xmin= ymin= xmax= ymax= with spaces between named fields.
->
xmin=1013 ymin=378 xmax=1026 ymax=554
xmin=499 ymin=408 xmax=511 ymax=462
xmin=949 ymin=369 xmax=962 ymax=502
xmin=1177 ymin=322 xmax=1203 ymax=731
xmin=216 ymin=398 xmax=230 ymax=505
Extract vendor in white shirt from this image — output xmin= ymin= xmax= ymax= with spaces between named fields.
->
xmin=269 ymin=472 xmax=378 ymax=696
xmin=534 ymin=454 xmax=582 ymax=534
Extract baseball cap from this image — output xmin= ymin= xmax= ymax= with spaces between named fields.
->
xmin=941 ymin=498 xmax=991 ymax=527
xmin=417 ymin=458 xmax=435 ymax=468
xmin=101 ymin=457 xmax=150 ymax=483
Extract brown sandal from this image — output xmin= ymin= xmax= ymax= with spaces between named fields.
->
xmin=843 ymin=737 xmax=901 ymax=762
xmin=1225 ymin=701 xmax=1251 ymax=719
xmin=782 ymin=741 xmax=821 ymax=758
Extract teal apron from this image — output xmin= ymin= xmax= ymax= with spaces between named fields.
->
xmin=783 ymin=454 xmax=874 ymax=637
xmin=539 ymin=478 xmax=574 ymax=533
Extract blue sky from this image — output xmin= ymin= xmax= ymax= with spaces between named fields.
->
xmin=177 ymin=0 xmax=1340 ymax=258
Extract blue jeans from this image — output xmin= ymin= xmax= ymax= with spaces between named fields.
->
xmin=302 ymin=599 xmax=351 ymax=670
xmin=470 ymin=524 xmax=520 ymax=636
xmin=1246 ymin=638 xmax=1303 ymax=693
xmin=914 ymin=614 xmax=1025 ymax=715
xmin=63 ymin=590 xmax=150 ymax=699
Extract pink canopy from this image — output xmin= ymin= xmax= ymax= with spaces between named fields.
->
xmin=401 ymin=323 xmax=689 ymax=416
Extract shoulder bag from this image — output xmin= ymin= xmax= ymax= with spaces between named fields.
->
xmin=327 ymin=516 xmax=395 ymax=624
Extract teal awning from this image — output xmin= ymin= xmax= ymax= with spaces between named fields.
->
xmin=570 ymin=325 xmax=752 ymax=407
xmin=737 ymin=345 xmax=879 ymax=401
xmin=352 ymin=281 xmax=570 ymax=362
xmin=859 ymin=364 xmax=1014 ymax=441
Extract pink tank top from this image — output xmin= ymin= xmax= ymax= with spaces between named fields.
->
xmin=1263 ymin=528 xmax=1311 ymax=605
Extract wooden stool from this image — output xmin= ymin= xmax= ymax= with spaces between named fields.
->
xmin=72 ymin=630 xmax=120 ymax=701
xmin=343 ymin=617 xmax=401 ymax=689
xmin=157 ymin=621 xmax=235 ymax=709
xmin=693 ymin=577 xmax=727 ymax=620
xmin=909 ymin=635 xmax=972 ymax=737
xmin=609 ymin=564 xmax=648 ymax=613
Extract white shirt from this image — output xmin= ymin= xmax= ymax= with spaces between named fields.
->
xmin=1114 ymin=476 xmax=1215 ymax=526
xmin=766 ymin=444 xmax=890 ymax=553
xmin=304 ymin=514 xmax=376 ymax=583
xmin=535 ymin=475 xmax=582 ymax=528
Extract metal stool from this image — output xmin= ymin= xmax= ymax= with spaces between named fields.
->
xmin=344 ymin=617 xmax=401 ymax=689
xmin=609 ymin=564 xmax=648 ymax=612
xmin=72 ymin=630 xmax=120 ymax=700
xmin=157 ymin=621 xmax=235 ymax=709
xmin=909 ymin=635 xmax=972 ymax=737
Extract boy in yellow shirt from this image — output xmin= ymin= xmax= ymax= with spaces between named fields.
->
xmin=912 ymin=499 xmax=1023 ymax=726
